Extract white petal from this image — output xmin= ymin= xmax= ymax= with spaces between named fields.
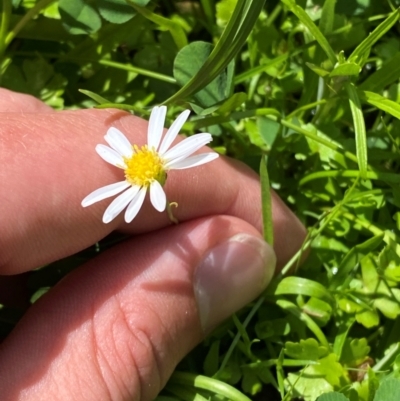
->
xmin=102 ymin=186 xmax=140 ymax=224
xmin=125 ymin=187 xmax=147 ymax=223
xmin=149 ymin=180 xmax=167 ymax=212
xmin=148 ymin=105 xmax=167 ymax=151
xmin=166 ymin=152 xmax=219 ymax=170
xmin=81 ymin=181 xmax=130 ymax=207
xmin=96 ymin=144 xmax=126 ymax=168
xmin=158 ymin=109 xmax=191 ymax=155
xmin=104 ymin=127 xmax=133 ymax=158
xmin=163 ymin=133 xmax=212 ymax=163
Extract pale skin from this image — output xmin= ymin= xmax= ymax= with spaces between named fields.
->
xmin=0 ymin=88 xmax=306 ymax=401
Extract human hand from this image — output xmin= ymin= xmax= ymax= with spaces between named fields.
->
xmin=0 ymin=89 xmax=306 ymax=401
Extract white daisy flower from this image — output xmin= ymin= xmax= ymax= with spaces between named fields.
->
xmin=81 ymin=105 xmax=219 ymax=224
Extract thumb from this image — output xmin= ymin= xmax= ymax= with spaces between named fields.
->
xmin=0 ymin=216 xmax=275 ymax=401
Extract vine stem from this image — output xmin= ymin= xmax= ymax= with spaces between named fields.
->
xmin=5 ymin=0 xmax=55 ymax=46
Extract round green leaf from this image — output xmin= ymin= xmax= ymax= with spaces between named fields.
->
xmin=97 ymin=0 xmax=137 ymax=24
xmin=173 ymin=41 xmax=234 ymax=108
xmin=59 ymin=0 xmax=101 ymax=35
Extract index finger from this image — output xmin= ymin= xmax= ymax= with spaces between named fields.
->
xmin=0 ymin=108 xmax=305 ymax=273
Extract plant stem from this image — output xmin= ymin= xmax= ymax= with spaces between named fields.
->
xmin=5 ymin=0 xmax=55 ymax=46
xmin=0 ymin=0 xmax=12 ymax=64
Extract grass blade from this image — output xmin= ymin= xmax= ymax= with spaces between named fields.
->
xmin=260 ymin=155 xmax=274 ymax=246
xmin=281 ymin=0 xmax=337 ymax=64
xmin=359 ymin=90 xmax=400 ymax=120
xmin=348 ymin=8 xmax=400 ymax=64
xmin=162 ymin=0 xmax=266 ymax=104
xmin=345 ymin=82 xmax=368 ymax=179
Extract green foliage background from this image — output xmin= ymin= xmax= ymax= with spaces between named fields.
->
xmin=3 ymin=0 xmax=400 ymax=400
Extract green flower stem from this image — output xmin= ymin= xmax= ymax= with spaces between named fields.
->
xmin=97 ymin=59 xmax=177 ymax=84
xmin=5 ymin=0 xmax=55 ymax=46
xmin=169 ymin=372 xmax=252 ymax=401
xmin=0 ymin=0 xmax=12 ymax=63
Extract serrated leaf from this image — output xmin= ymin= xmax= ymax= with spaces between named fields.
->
xmin=285 ymin=338 xmax=329 ymax=361
xmin=341 ymin=338 xmax=371 ymax=366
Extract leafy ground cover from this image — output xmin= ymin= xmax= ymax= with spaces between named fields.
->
xmin=2 ymin=0 xmax=400 ymax=400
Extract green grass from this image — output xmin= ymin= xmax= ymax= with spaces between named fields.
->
xmin=3 ymin=0 xmax=400 ymax=400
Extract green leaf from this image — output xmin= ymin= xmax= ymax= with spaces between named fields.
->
xmin=329 ymin=62 xmax=361 ymax=77
xmin=170 ymin=372 xmax=253 ymax=401
xmin=203 ymin=341 xmax=220 ymax=377
xmin=285 ymin=338 xmax=329 ymax=361
xmin=373 ymin=379 xmax=400 ymax=401
xmin=260 ymin=156 xmax=274 ymax=246
xmin=217 ymin=92 xmax=247 ymax=114
xmin=360 ymin=52 xmax=400 ymax=92
xmin=96 ymin=0 xmax=137 ymax=24
xmin=348 ymin=8 xmax=400 ymax=65
xmin=306 ymin=62 xmax=330 ymax=77
xmin=281 ymin=0 xmax=337 ymax=64
xmin=319 ymin=0 xmax=336 ymax=35
xmin=303 ymin=298 xmax=332 ymax=327
xmin=173 ymin=41 xmax=234 ymax=108
xmin=127 ymin=0 xmax=187 ymax=49
xmin=340 ymin=338 xmax=371 ymax=365
xmin=359 ymin=90 xmax=400 ymax=120
xmin=317 ymin=392 xmax=350 ymax=401
xmin=163 ymin=0 xmax=266 ymax=104
xmin=330 ymin=233 xmax=384 ymax=289
xmin=275 ymin=277 xmax=334 ymax=304
xmin=79 ymin=89 xmax=111 ymax=105
xmin=59 ymin=0 xmax=101 ymax=35
xmin=345 ymin=82 xmax=368 ymax=179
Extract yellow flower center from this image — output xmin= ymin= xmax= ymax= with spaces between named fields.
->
xmin=124 ymin=145 xmax=166 ymax=187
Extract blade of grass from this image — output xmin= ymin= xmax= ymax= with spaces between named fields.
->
xmin=359 ymin=53 xmax=400 ymax=91
xmin=359 ymin=90 xmax=400 ymax=120
xmin=0 ymin=0 xmax=12 ymax=64
xmin=345 ymin=82 xmax=368 ymax=179
xmin=299 ymin=169 xmax=400 ymax=185
xmin=170 ymin=372 xmax=252 ymax=401
xmin=162 ymin=0 xmax=266 ymax=104
xmin=281 ymin=0 xmax=337 ymax=65
xmin=348 ymin=8 xmax=400 ymax=64
xmin=260 ymin=155 xmax=274 ymax=246
xmin=5 ymin=0 xmax=56 ymax=46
